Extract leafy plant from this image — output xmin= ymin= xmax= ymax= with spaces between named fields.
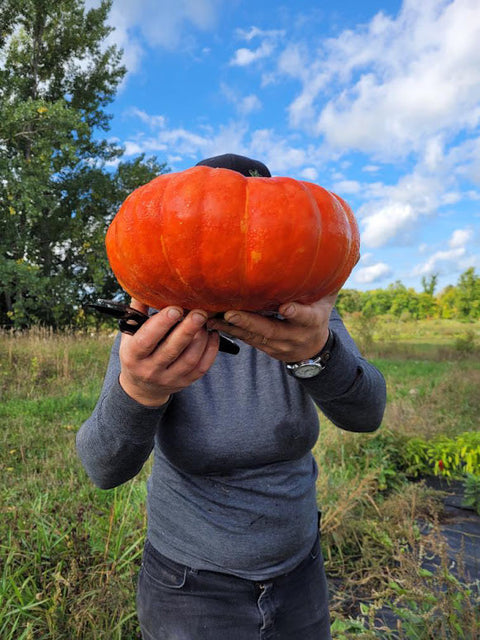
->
xmin=462 ymin=473 xmax=480 ymax=515
xmin=455 ymin=329 xmax=477 ymax=354
xmin=399 ymin=431 xmax=480 ymax=479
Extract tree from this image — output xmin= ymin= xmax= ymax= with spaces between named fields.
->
xmin=455 ymin=268 xmax=480 ymax=319
xmin=421 ymin=273 xmax=438 ymax=296
xmin=388 ymin=281 xmax=420 ymax=319
xmin=361 ymin=288 xmax=394 ymax=317
xmin=437 ymin=285 xmax=457 ymax=319
xmin=0 ymin=0 xmax=167 ymax=328
xmin=336 ymin=289 xmax=363 ymax=314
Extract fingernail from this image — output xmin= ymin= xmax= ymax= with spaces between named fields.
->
xmin=192 ymin=311 xmax=207 ymax=325
xmin=282 ymin=304 xmax=295 ymax=317
xmin=224 ymin=312 xmax=240 ymax=324
xmin=167 ymin=308 xmax=182 ymax=320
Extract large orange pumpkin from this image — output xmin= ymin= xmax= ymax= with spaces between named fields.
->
xmin=105 ymin=166 xmax=360 ymax=312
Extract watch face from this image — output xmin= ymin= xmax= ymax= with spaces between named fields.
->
xmin=293 ymin=363 xmax=322 ymax=379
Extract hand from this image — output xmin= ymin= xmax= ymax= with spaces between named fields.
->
xmin=119 ymin=299 xmax=220 ymax=406
xmin=207 ymin=293 xmax=337 ymax=363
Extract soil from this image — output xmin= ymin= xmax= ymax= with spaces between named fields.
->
xmin=330 ymin=476 xmax=480 ymax=633
xmin=422 ymin=476 xmax=480 ymax=582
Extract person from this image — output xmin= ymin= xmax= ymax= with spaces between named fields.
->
xmin=76 ymin=153 xmax=387 ymax=640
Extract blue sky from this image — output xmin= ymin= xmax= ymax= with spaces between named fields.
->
xmin=91 ymin=0 xmax=479 ymax=293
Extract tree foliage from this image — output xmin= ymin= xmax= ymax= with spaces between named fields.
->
xmin=0 ymin=0 xmax=167 ymax=328
xmin=337 ymin=268 xmax=480 ymax=321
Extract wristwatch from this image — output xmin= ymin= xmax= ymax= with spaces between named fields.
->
xmin=286 ymin=330 xmax=335 ymax=379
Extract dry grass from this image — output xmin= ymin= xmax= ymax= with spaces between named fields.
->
xmin=1 ymin=322 xmax=479 ymax=638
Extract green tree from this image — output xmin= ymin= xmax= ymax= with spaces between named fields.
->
xmin=437 ymin=285 xmax=457 ymax=319
xmin=416 ymin=291 xmax=438 ymax=318
xmin=361 ymin=288 xmax=394 ymax=317
xmin=455 ymin=267 xmax=480 ymax=319
xmin=388 ymin=282 xmax=420 ymax=319
xmin=336 ymin=288 xmax=364 ymax=314
xmin=421 ymin=273 xmax=438 ymax=296
xmin=0 ymin=0 xmax=167 ymax=328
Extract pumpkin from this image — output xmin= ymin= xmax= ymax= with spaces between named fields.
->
xmin=105 ymin=166 xmax=360 ymax=312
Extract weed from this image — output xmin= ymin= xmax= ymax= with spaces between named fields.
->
xmin=1 ymin=323 xmax=479 ymax=637
xmin=462 ymin=474 xmax=480 ymax=515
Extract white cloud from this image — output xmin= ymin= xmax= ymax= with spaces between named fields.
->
xmin=230 ymin=26 xmax=285 ymax=67
xmin=248 ymin=129 xmax=324 ymax=174
xmin=230 ymin=43 xmax=274 ymax=67
xmin=239 ymin=95 xmax=262 ymax=115
xmin=354 ymin=262 xmax=393 ymax=284
xmin=361 ymin=202 xmax=417 ymax=248
xmin=299 ymin=167 xmax=319 ymax=181
xmin=414 ymin=247 xmax=466 ymax=276
xmin=122 ymin=112 xmax=212 ymax=158
xmin=127 ymin=108 xmax=166 ymax=129
xmin=281 ymin=0 xmax=480 ymax=159
xmin=356 ymin=161 xmax=457 ymax=248
xmin=446 ymin=134 xmax=480 ymax=186
xmin=236 ymin=27 xmax=285 ymax=41
xmin=121 ymin=110 xmax=330 ymax=177
xmin=86 ymin=0 xmax=221 ymax=73
xmin=124 ymin=140 xmax=148 ymax=155
xmin=413 ymin=226 xmax=476 ymax=276
xmin=277 ymin=45 xmax=306 ymax=79
xmin=449 ymin=227 xmax=473 ymax=248
xmin=221 ymin=85 xmax=262 ymax=116
xmin=332 ymin=180 xmax=361 ymax=195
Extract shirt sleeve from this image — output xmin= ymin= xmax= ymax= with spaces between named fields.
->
xmin=76 ymin=334 xmax=169 ymax=489
xmin=298 ymin=309 xmax=387 ymax=433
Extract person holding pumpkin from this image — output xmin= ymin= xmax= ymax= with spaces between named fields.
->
xmin=76 ymin=154 xmax=387 ymax=640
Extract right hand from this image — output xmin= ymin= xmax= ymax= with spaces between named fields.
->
xmin=119 ymin=300 xmax=220 ymax=406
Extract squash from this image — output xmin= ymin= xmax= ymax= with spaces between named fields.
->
xmin=105 ymin=165 xmax=360 ymax=312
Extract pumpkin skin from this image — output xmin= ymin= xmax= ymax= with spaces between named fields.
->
xmin=105 ymin=166 xmax=360 ymax=312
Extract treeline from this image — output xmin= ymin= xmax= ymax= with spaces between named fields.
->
xmin=337 ymin=268 xmax=480 ymax=320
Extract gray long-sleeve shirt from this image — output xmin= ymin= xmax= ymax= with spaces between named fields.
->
xmin=76 ymin=309 xmax=386 ymax=580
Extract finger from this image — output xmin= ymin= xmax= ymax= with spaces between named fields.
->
xmin=196 ymin=330 xmax=220 ymax=374
xmin=129 ymin=297 xmax=150 ymax=315
xmin=126 ymin=306 xmax=184 ymax=358
xmin=165 ymin=327 xmax=209 ymax=373
xmin=213 ymin=311 xmax=281 ymax=342
xmin=154 ymin=310 xmax=209 ymax=366
xmin=167 ymin=329 xmax=219 ymax=379
xmin=278 ymin=298 xmax=337 ymax=328
xmin=276 ymin=302 xmax=314 ymax=327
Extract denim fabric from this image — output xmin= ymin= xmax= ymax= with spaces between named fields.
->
xmin=136 ymin=536 xmax=331 ymax=640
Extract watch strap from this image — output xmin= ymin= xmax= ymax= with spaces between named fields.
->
xmin=294 ymin=329 xmax=335 ymax=365
xmin=285 ymin=329 xmax=335 ymax=377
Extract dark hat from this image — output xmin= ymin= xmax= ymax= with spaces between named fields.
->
xmin=196 ymin=153 xmax=271 ymax=177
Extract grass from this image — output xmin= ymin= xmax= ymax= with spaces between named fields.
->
xmin=1 ymin=319 xmax=479 ymax=639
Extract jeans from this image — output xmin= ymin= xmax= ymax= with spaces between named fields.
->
xmin=136 ymin=536 xmax=332 ymax=640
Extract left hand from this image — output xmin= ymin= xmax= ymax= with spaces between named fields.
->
xmin=207 ymin=293 xmax=337 ymax=363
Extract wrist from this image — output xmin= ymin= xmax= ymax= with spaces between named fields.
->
xmin=119 ymin=373 xmax=171 ymax=407
xmin=285 ymin=330 xmax=335 ymax=379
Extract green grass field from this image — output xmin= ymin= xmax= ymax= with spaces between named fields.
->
xmin=1 ymin=318 xmax=479 ymax=639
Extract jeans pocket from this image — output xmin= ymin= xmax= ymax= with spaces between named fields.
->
xmin=142 ymin=540 xmax=187 ymax=589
